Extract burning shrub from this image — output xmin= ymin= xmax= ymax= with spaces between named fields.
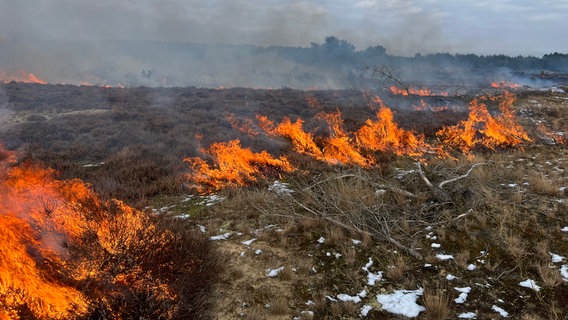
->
xmin=0 ymin=147 xmax=221 ymax=319
xmin=436 ymin=92 xmax=531 ymax=153
xmin=184 ymin=139 xmax=295 ymax=193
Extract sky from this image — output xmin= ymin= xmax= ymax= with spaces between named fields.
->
xmin=0 ymin=0 xmax=567 ymax=56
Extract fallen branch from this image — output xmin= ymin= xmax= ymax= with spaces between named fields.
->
xmin=438 ymin=162 xmax=487 ymax=189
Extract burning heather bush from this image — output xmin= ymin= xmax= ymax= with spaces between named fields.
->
xmin=436 ymin=91 xmax=531 ymax=153
xmin=184 ymin=139 xmax=295 ymax=193
xmin=0 ymin=146 xmax=220 ymax=319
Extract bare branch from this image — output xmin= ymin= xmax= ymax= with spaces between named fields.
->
xmin=438 ymin=162 xmax=487 ymax=189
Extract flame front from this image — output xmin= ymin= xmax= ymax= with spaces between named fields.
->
xmin=0 ymin=70 xmax=47 ymax=84
xmin=356 ymin=97 xmax=433 ymax=157
xmin=436 ymin=92 xmax=531 ymax=153
xmin=184 ymin=139 xmax=295 ymax=193
xmin=1 ymin=145 xmax=188 ymax=319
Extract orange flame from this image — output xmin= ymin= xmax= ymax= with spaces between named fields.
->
xmin=356 ymin=97 xmax=433 ymax=158
xmin=0 ymin=145 xmax=183 ymax=318
xmin=491 ymin=81 xmax=521 ymax=89
xmin=184 ymin=139 xmax=295 ymax=193
xmin=0 ymin=70 xmax=47 ymax=84
xmin=436 ymin=92 xmax=531 ymax=153
xmin=317 ymin=110 xmax=372 ymax=167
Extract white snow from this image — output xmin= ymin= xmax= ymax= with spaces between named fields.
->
xmin=431 ymin=243 xmax=441 ymax=248
xmin=361 ymin=258 xmax=383 ymax=285
xmin=436 ymin=254 xmax=454 ymax=260
xmin=197 ymin=224 xmax=207 ymax=233
xmin=209 ymin=232 xmax=231 ymax=240
xmin=317 ymin=237 xmax=326 ymax=243
xmin=519 ymin=279 xmax=541 ymax=291
xmin=458 ymin=312 xmax=477 ymax=319
xmin=337 ymin=293 xmax=361 ymax=303
xmin=254 ymin=249 xmax=263 ymax=255
xmin=266 ymin=267 xmax=284 ymax=277
xmin=446 ymin=274 xmax=456 ymax=281
xmin=467 ymin=264 xmax=477 ymax=271
xmin=491 ymin=305 xmax=509 ymax=317
xmin=454 ymin=287 xmax=471 ymax=304
xmin=241 ymin=238 xmax=256 ymax=246
xmin=351 ymin=239 xmax=362 ymax=245
xmin=550 ymin=252 xmax=565 ymax=263
xmin=561 ymin=226 xmax=568 ymax=232
xmin=360 ymin=305 xmax=373 ymax=316
xmin=367 ymin=272 xmax=383 ymax=286
xmin=268 ymin=180 xmax=294 ymax=195
xmin=376 ymin=288 xmax=425 ymax=318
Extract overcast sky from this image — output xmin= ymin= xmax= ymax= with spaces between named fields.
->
xmin=1 ymin=0 xmax=567 ymax=56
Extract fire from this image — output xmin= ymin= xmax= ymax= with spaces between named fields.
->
xmin=317 ymin=111 xmax=372 ymax=167
xmin=0 ymin=70 xmax=47 ymax=84
xmin=188 ymin=92 xmax=533 ymax=191
xmin=491 ymin=81 xmax=521 ymax=89
xmin=257 ymin=115 xmax=324 ymax=159
xmin=389 ymin=85 xmax=448 ymax=96
xmin=1 ymin=145 xmax=195 ymax=318
xmin=537 ymin=124 xmax=567 ymax=145
xmin=356 ymin=97 xmax=433 ymax=157
xmin=436 ymin=92 xmax=531 ymax=153
xmin=184 ymin=139 xmax=295 ymax=193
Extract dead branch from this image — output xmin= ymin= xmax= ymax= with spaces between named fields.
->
xmin=438 ymin=162 xmax=487 ymax=189
xmin=367 ymin=65 xmax=410 ymax=94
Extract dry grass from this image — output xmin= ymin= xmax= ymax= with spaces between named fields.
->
xmin=422 ymin=289 xmax=451 ymax=320
xmin=528 ymin=172 xmax=561 ymax=196
xmin=269 ymin=296 xmax=289 ymax=315
xmin=536 ymin=264 xmax=563 ymax=288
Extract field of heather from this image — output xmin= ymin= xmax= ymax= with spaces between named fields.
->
xmin=1 ymin=82 xmax=567 ymax=319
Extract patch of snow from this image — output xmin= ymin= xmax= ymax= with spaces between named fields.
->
xmin=561 ymin=226 xmax=568 ymax=232
xmin=360 ymin=305 xmax=373 ymax=316
xmin=175 ymin=214 xmax=190 ymax=219
xmin=325 ymin=295 xmax=337 ymax=302
xmin=375 ymin=189 xmax=387 ymax=196
xmin=358 ymin=289 xmax=367 ymax=298
xmin=431 ymin=243 xmax=441 ymax=248
xmin=454 ymin=287 xmax=471 ymax=304
xmin=210 ymin=232 xmax=231 ymax=241
xmin=519 ymin=279 xmax=541 ymax=291
xmin=550 ymin=252 xmax=565 ymax=263
xmin=197 ymin=224 xmax=206 ymax=233
xmin=266 ymin=267 xmax=284 ymax=277
xmin=424 ymin=263 xmax=432 ymax=267
xmin=317 ymin=237 xmax=325 ymax=244
xmin=241 ymin=238 xmax=256 ymax=246
xmin=351 ymin=239 xmax=362 ymax=245
xmin=491 ymin=305 xmax=509 ymax=317
xmin=446 ymin=274 xmax=456 ymax=281
xmin=367 ymin=272 xmax=383 ymax=286
xmin=362 ymin=258 xmax=374 ymax=271
xmin=436 ymin=254 xmax=454 ymax=261
xmin=334 ymin=252 xmax=342 ymax=259
xmin=240 ymin=252 xmax=245 ymax=257
xmin=337 ymin=294 xmax=361 ymax=303
xmin=467 ymin=264 xmax=477 ymax=271
xmin=305 ymin=300 xmax=315 ymax=306
xmin=458 ymin=312 xmax=477 ymax=319
xmin=199 ymin=194 xmax=225 ymax=206
xmin=311 ymin=266 xmax=317 ymax=273
xmin=268 ymin=180 xmax=294 ymax=195
xmin=255 ymin=249 xmax=262 ymax=255
xmin=376 ymin=288 xmax=425 ymax=318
